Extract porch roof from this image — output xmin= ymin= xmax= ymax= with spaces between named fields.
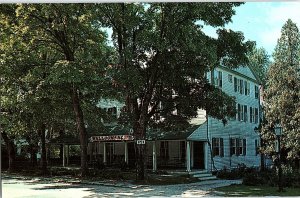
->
xmin=147 ymin=124 xmax=201 ymax=141
xmin=48 ymin=123 xmax=203 ymax=144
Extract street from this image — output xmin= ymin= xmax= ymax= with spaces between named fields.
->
xmin=2 ymin=176 xmax=241 ymax=198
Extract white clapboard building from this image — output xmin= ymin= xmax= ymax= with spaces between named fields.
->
xmin=84 ymin=65 xmax=264 ymax=173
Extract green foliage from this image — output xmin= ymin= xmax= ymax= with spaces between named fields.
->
xmin=99 ymin=3 xmax=251 ymax=132
xmin=247 ymin=45 xmax=271 ymax=86
xmin=263 ymin=19 xmax=300 ymax=160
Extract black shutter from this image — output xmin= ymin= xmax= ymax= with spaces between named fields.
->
xmin=220 ymin=138 xmax=224 ymax=157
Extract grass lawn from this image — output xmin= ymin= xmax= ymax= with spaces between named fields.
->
xmin=214 ymin=184 xmax=300 ymax=197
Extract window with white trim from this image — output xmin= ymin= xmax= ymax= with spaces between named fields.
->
xmin=228 ymin=74 xmax=233 ymax=83
xmin=160 ymin=141 xmax=169 ymax=160
xmin=230 ymin=138 xmax=246 ymax=156
xmin=212 ymin=138 xmax=224 ymax=157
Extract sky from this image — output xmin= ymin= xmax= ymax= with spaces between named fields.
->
xmin=104 ymin=2 xmax=300 ymax=58
xmin=202 ymin=2 xmax=300 ymax=57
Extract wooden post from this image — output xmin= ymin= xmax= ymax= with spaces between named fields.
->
xmin=63 ymin=143 xmax=65 ymax=167
xmin=152 ymin=141 xmax=157 ymax=172
xmin=125 ymin=142 xmax=128 ymax=164
xmin=67 ymin=145 xmax=69 ymax=166
xmin=103 ymin=142 xmax=106 ymax=164
xmin=186 ymin=141 xmax=191 ymax=172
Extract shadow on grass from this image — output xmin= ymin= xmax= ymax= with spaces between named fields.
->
xmin=214 ymin=184 xmax=300 ymax=197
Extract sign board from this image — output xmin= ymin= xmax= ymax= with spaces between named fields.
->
xmin=136 ymin=140 xmax=145 ymax=144
xmin=90 ymin=135 xmax=134 ymax=142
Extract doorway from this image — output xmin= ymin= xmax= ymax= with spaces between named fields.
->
xmin=193 ymin=141 xmax=205 ymax=169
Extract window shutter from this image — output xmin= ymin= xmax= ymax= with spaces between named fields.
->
xmin=244 ymin=105 xmax=247 ymax=122
xmin=220 ymin=138 xmax=224 ymax=157
xmin=212 ymin=138 xmax=216 ymax=157
xmin=250 ymin=107 xmax=253 ymax=122
xmin=234 ymin=77 xmax=237 ymax=92
xmin=230 ymin=138 xmax=234 ymax=156
xmin=236 ymin=139 xmax=240 ymax=155
xmin=243 ymin=139 xmax=247 ymax=156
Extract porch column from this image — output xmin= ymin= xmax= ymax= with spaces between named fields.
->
xmin=103 ymin=142 xmax=107 ymax=164
xmin=124 ymin=142 xmax=128 ymax=164
xmin=204 ymin=142 xmax=208 ymax=170
xmin=62 ymin=143 xmax=65 ymax=167
xmin=67 ymin=145 xmax=69 ymax=166
xmin=153 ymin=141 xmax=157 ymax=172
xmin=186 ymin=141 xmax=191 ymax=172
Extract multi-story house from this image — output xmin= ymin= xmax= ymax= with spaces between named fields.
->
xmin=85 ymin=65 xmax=264 ymax=173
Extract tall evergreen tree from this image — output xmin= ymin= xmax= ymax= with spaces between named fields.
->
xmin=247 ymin=45 xmax=271 ymax=86
xmin=263 ymin=19 xmax=300 ymax=162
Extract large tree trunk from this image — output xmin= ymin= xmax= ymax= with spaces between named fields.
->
xmin=59 ymin=129 xmax=64 ymax=163
xmin=39 ymin=124 xmax=47 ymax=174
xmin=1 ymin=131 xmax=16 ymax=172
xmin=29 ymin=143 xmax=38 ymax=166
xmin=71 ymin=88 xmax=88 ymax=177
xmin=134 ymin=122 xmax=147 ymax=180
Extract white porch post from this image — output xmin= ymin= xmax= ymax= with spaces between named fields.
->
xmin=62 ymin=143 xmax=65 ymax=167
xmin=124 ymin=142 xmax=128 ymax=164
xmin=186 ymin=141 xmax=191 ymax=172
xmin=103 ymin=142 xmax=107 ymax=164
xmin=153 ymin=141 xmax=157 ymax=172
xmin=204 ymin=142 xmax=208 ymax=170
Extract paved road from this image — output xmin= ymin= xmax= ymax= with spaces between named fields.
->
xmin=2 ymin=176 xmax=241 ymax=198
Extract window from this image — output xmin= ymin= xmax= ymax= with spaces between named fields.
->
xmin=250 ymin=107 xmax=254 ymax=123
xmin=212 ymin=138 xmax=224 ymax=157
xmin=160 ymin=141 xmax=169 ymax=160
xmin=237 ymin=139 xmax=247 ymax=155
xmin=214 ymin=70 xmax=222 ymax=88
xmin=234 ymin=77 xmax=237 ymax=92
xmin=237 ymin=104 xmax=245 ymax=122
xmin=244 ymin=81 xmax=250 ymax=95
xmin=254 ymin=108 xmax=259 ymax=124
xmin=255 ymin=85 xmax=259 ymax=99
xmin=107 ymin=107 xmax=117 ymax=118
xmin=237 ymin=79 xmax=241 ymax=93
xmin=228 ymin=74 xmax=233 ymax=83
xmin=230 ymin=138 xmax=246 ymax=156
xmin=240 ymin=79 xmax=244 ymax=94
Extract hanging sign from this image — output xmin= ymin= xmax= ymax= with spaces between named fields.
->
xmin=90 ymin=135 xmax=134 ymax=142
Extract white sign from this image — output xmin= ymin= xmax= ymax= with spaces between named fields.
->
xmin=136 ymin=140 xmax=145 ymax=144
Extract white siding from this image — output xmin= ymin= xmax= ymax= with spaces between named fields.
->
xmin=190 ymin=66 xmax=261 ymax=171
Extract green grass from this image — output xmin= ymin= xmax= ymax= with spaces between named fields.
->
xmin=214 ymin=184 xmax=300 ymax=197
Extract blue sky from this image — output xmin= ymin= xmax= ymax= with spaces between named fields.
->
xmin=202 ymin=2 xmax=300 ymax=57
xmin=105 ymin=2 xmax=300 ymax=57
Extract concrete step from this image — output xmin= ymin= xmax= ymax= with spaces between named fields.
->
xmin=190 ymin=171 xmax=218 ymax=181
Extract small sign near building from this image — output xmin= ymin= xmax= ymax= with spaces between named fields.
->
xmin=136 ymin=140 xmax=146 ymax=144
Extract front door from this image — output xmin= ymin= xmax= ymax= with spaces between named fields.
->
xmin=193 ymin=141 xmax=205 ymax=169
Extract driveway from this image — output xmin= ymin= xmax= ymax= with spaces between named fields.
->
xmin=2 ymin=175 xmax=241 ymax=197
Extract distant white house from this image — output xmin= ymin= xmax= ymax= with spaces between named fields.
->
xmin=85 ymin=65 xmax=268 ymax=173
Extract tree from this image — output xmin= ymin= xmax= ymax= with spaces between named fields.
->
xmin=0 ymin=4 xmax=113 ymax=176
xmin=263 ymin=19 xmax=300 ymax=163
xmin=247 ymin=45 xmax=271 ymax=86
xmin=99 ymin=3 xmax=253 ymax=180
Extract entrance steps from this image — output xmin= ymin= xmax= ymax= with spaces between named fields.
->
xmin=188 ymin=170 xmax=217 ymax=181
